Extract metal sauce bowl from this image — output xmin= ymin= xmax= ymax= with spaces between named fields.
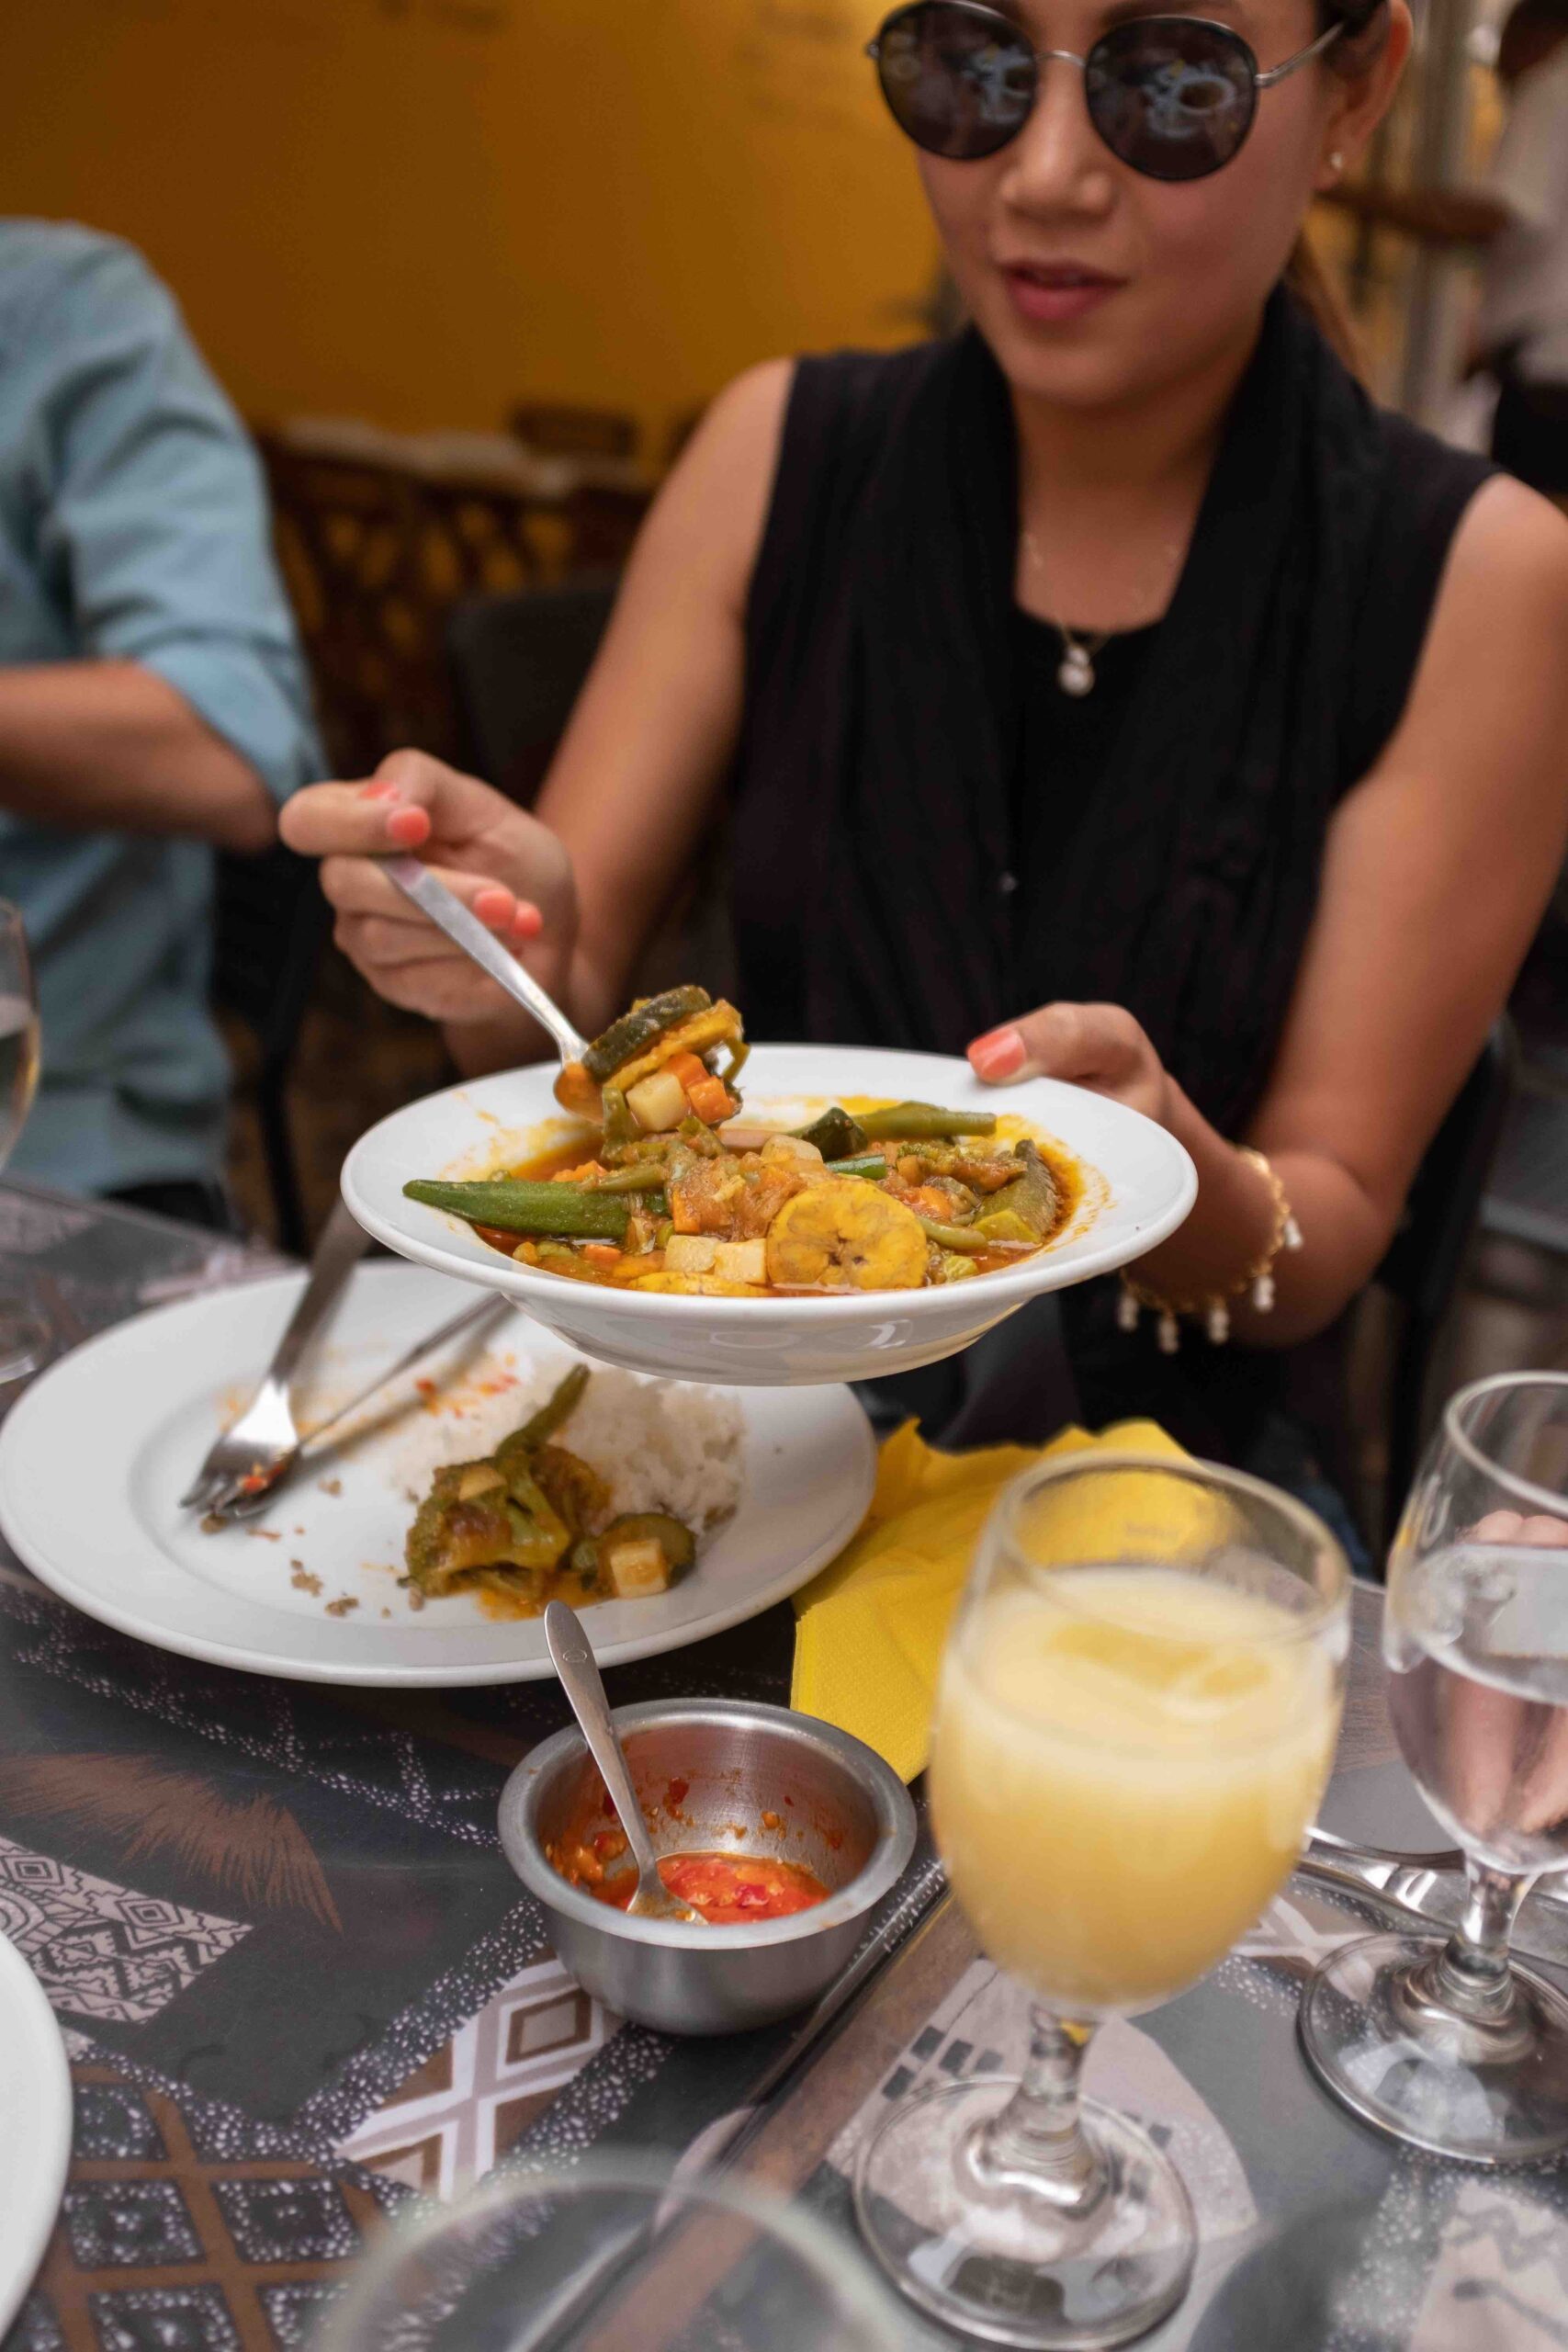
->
xmin=498 ymin=1699 xmax=917 ymax=2035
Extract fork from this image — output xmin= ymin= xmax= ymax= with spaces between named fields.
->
xmin=179 ymin=1199 xmax=369 ymax=1515
xmin=381 ymin=855 xmax=590 ymax=1069
xmin=1299 ymin=1825 xmax=1568 ymax=1971
xmin=209 ymin=1287 xmax=509 ymax=1520
xmin=1306 ymin=1824 xmax=1568 ymax=1911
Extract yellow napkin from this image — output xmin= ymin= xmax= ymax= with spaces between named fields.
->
xmin=790 ymin=1418 xmax=1193 ymax=1782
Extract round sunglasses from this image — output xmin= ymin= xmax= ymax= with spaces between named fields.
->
xmin=867 ymin=0 xmax=1341 ymax=182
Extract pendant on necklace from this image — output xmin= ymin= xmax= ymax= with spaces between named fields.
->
xmin=1057 ymin=642 xmax=1095 ymax=697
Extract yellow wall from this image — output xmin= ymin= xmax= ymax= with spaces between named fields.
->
xmin=1 ymin=0 xmax=941 ymax=442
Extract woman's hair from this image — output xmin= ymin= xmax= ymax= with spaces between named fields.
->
xmin=1283 ymin=0 xmax=1392 ymax=375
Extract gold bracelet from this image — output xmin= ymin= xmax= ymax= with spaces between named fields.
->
xmin=1116 ymin=1147 xmax=1303 ymax=1353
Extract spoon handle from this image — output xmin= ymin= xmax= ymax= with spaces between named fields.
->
xmin=381 ymin=854 xmax=590 ymax=1066
xmin=543 ymin=1600 xmax=661 ymax=1883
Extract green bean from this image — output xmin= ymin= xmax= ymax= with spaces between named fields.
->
xmin=500 ymin=1364 xmax=590 ymax=1459
xmin=913 ymin=1215 xmax=989 ymax=1253
xmin=858 ymin=1102 xmax=997 ymax=1139
xmin=827 ymin=1156 xmax=890 ymax=1181
xmin=403 ymin=1179 xmax=629 ymax=1240
xmin=600 ymin=1084 xmax=637 ymax=1151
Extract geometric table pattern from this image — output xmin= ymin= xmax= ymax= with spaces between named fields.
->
xmin=13 ymin=2058 xmax=385 ymax=2352
xmin=0 ymin=1836 xmax=249 ymax=2028
xmin=334 ymin=1956 xmax=616 ymax=2200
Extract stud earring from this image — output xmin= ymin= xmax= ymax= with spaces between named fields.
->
xmin=1328 ymin=149 xmax=1345 ymax=173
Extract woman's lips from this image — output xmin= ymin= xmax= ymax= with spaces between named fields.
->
xmin=1002 ymin=264 xmax=1124 ymax=325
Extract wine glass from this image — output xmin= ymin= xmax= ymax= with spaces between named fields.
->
xmin=0 ymin=902 xmax=46 ymax=1383
xmin=854 ymin=1452 xmax=1349 ymax=2350
xmin=1300 ymin=1370 xmax=1568 ymax=2164
xmin=311 ymin=2150 xmax=905 ymax=2352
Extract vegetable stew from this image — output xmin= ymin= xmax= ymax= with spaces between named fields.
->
xmin=404 ymin=986 xmax=1077 ymax=1297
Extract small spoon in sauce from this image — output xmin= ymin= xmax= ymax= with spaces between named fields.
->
xmin=543 ymin=1600 xmax=696 ymax=1923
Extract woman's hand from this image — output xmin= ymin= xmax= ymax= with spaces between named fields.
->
xmin=968 ymin=1002 xmax=1175 ymax=1127
xmin=279 ymin=750 xmax=578 ymax=1029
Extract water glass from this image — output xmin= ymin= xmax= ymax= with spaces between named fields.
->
xmin=310 ymin=2152 xmax=904 ymax=2352
xmin=1301 ymin=1371 xmax=1568 ymax=2163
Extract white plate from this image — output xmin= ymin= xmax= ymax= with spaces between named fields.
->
xmin=342 ymin=1045 xmax=1197 ymax=1385
xmin=0 ymin=1930 xmax=71 ymax=2335
xmin=0 ymin=1263 xmax=875 ymax=1687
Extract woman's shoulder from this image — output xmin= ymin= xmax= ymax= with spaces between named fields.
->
xmin=1362 ymin=401 xmax=1498 ymax=550
xmin=1361 ymin=448 xmax=1568 ymax=809
xmin=786 ymin=337 xmax=951 ymax=424
xmin=1359 ymin=392 xmax=1568 ymax=641
xmin=691 ymin=339 xmax=946 ymax=477
xmin=1337 ymin=401 xmax=1542 ymax=786
xmin=1432 ymin=462 xmax=1568 ymax=642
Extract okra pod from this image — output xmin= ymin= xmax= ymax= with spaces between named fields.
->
xmin=858 ymin=1102 xmax=997 ymax=1139
xmin=404 ymin=1179 xmax=630 ymax=1241
xmin=913 ymin=1214 xmax=989 ymax=1253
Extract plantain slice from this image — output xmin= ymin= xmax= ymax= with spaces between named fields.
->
xmin=764 ymin=1179 xmax=928 ymax=1292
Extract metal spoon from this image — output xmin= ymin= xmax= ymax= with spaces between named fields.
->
xmin=381 ymin=855 xmax=596 ymax=1108
xmin=542 ymin=1600 xmax=695 ymax=1923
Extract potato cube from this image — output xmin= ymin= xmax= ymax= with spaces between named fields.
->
xmin=713 ymin=1238 xmax=767 ymax=1284
xmin=761 ymin=1134 xmax=824 ymax=1167
xmin=664 ymin=1233 xmax=719 ymax=1273
xmin=605 ymin=1538 xmax=671 ymax=1598
xmin=626 ymin=1067 xmax=689 ymax=1133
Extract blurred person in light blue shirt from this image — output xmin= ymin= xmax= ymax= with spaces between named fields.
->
xmin=0 ymin=219 xmax=321 ymax=1221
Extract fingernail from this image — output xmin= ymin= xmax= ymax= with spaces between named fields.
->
xmin=511 ymin=901 xmax=542 ymax=940
xmin=474 ymin=888 xmax=513 ymax=927
xmin=360 ymin=780 xmax=400 ymax=801
xmin=969 ymin=1027 xmax=1026 ymax=1079
xmin=387 ymin=805 xmax=429 ymax=846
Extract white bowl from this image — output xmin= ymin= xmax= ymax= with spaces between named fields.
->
xmin=341 ymin=1045 xmax=1196 ymax=1386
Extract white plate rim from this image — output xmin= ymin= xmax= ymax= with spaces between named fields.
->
xmin=341 ymin=1044 xmax=1198 ymax=1319
xmin=0 ymin=1929 xmax=71 ymax=2337
xmin=0 ymin=1270 xmax=878 ymax=1688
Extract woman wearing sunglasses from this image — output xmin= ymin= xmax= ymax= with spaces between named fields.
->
xmin=285 ymin=0 xmax=1568 ymax=1489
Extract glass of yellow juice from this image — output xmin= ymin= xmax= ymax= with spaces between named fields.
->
xmin=853 ymin=1452 xmax=1349 ymax=2350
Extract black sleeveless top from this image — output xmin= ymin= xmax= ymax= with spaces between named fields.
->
xmin=728 ymin=312 xmax=1495 ymax=1461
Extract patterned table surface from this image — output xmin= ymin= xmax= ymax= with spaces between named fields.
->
xmin=3 ymin=1184 xmax=1566 ymax=2352
xmin=0 ymin=1184 xmax=940 ymax=2352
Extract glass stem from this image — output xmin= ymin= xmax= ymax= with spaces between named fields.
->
xmin=968 ymin=2003 xmax=1104 ymax=2212
xmin=1432 ymin=1857 xmax=1530 ymax=2021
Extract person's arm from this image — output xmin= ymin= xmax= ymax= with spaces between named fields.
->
xmin=280 ymin=359 xmax=793 ymax=1073
xmin=969 ymin=474 xmax=1568 ymax=1346
xmin=1317 ymin=180 xmax=1511 ymax=248
xmin=0 ymin=661 xmax=276 ymax=850
xmin=5 ymin=234 xmax=320 ymax=844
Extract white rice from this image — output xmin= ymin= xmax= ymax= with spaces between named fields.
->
xmin=390 ymin=1358 xmax=744 ymax=1537
xmin=547 ymin=1366 xmax=743 ymax=1533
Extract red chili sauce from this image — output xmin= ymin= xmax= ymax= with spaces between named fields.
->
xmin=550 ymin=1826 xmax=829 ymax=1923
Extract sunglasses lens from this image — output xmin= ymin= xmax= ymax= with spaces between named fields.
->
xmin=1087 ymin=18 xmax=1256 ymax=180
xmin=874 ymin=3 xmax=1035 ymax=160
